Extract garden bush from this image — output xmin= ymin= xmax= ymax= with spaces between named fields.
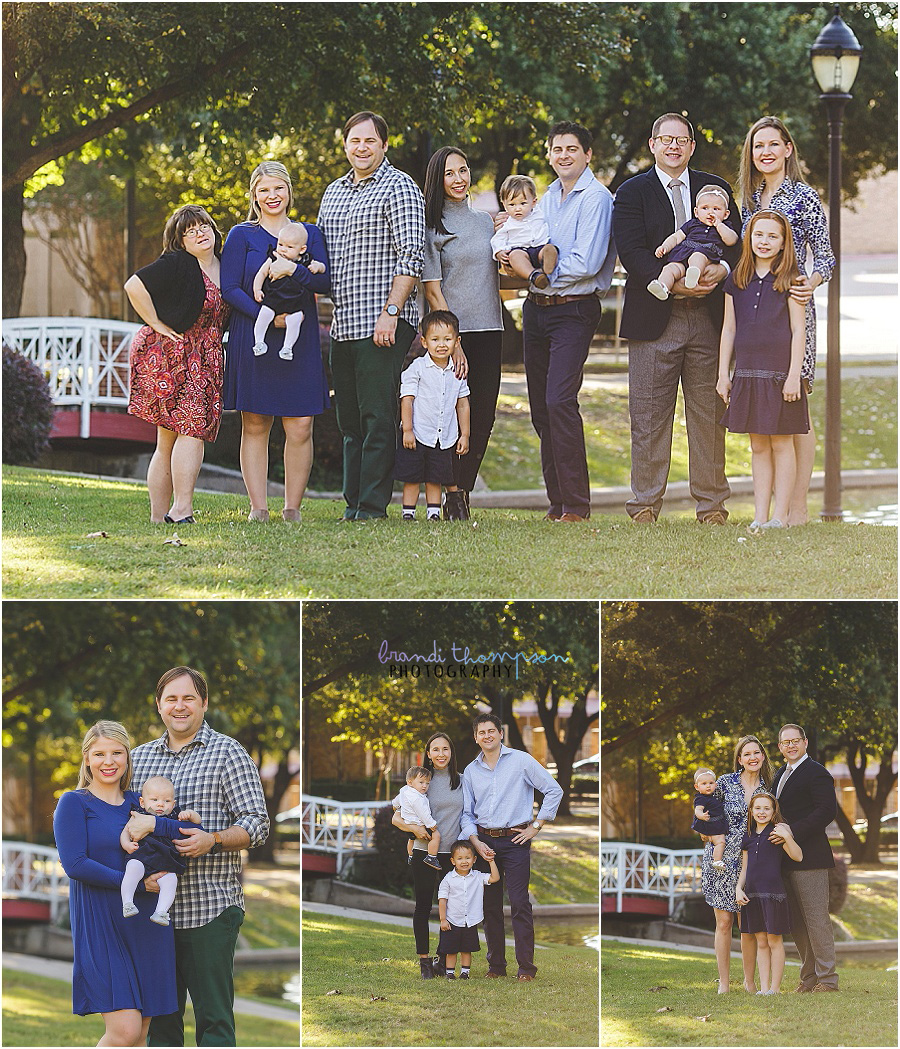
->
xmin=2 ymin=345 xmax=55 ymax=464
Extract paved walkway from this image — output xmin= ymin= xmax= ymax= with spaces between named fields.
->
xmin=2 ymin=952 xmax=299 ymax=1025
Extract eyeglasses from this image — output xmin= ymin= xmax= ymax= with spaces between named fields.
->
xmin=780 ymin=738 xmax=804 ymax=746
xmin=183 ymin=224 xmax=211 ymax=240
xmin=654 ymin=135 xmax=692 ymax=146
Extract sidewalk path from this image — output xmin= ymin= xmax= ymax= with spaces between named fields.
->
xmin=2 ymin=952 xmax=299 ymax=1025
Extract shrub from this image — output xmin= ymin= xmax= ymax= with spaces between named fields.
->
xmin=2 ymin=345 xmax=55 ymax=465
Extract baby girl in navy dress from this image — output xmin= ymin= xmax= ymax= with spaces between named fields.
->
xmin=735 ymin=791 xmax=803 ymax=995
xmin=119 ymin=775 xmax=203 ymax=927
xmin=252 ymin=222 xmax=325 ymax=360
xmin=692 ymin=767 xmax=729 ymax=870
xmin=649 ymin=185 xmax=739 ymax=299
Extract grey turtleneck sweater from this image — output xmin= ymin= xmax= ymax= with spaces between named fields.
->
xmin=413 ymin=767 xmax=464 ymax=853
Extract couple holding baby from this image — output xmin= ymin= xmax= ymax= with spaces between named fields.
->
xmin=695 ymin=725 xmax=838 ymax=996
xmin=52 ymin=667 xmax=269 ymax=1047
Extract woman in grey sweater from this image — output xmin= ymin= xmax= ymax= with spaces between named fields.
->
xmin=422 ymin=147 xmax=505 ymax=521
xmin=392 ymin=731 xmax=464 ymax=978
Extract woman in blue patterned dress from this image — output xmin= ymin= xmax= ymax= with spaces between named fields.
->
xmin=738 ymin=117 xmax=835 ymax=526
xmin=701 ymin=734 xmax=775 ymax=993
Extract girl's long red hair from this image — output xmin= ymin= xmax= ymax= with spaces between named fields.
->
xmin=733 ymin=210 xmax=799 ymax=293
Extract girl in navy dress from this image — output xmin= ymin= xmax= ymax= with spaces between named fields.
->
xmin=53 ymin=721 xmax=192 ymax=1046
xmin=120 ymin=775 xmax=202 ymax=927
xmin=717 ymin=210 xmax=807 ymax=532
xmin=221 ymin=161 xmax=331 ymax=523
xmin=736 ymin=791 xmax=802 ymax=995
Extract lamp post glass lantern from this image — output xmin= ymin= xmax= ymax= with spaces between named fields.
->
xmin=809 ymin=5 xmax=862 ymax=522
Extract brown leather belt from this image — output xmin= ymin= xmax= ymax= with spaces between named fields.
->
xmin=526 ymin=292 xmax=595 ymax=307
xmin=477 ymin=825 xmax=524 ymax=838
xmin=671 ymin=296 xmax=707 ymax=308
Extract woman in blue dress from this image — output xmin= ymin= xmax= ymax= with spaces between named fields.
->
xmin=221 ymin=161 xmax=331 ymax=522
xmin=53 ymin=721 xmax=194 ymax=1046
xmin=700 ymin=734 xmax=775 ymax=994
xmin=737 ymin=117 xmax=835 ymax=525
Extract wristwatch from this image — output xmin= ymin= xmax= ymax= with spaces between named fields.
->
xmin=383 ymin=303 xmax=399 ymax=317
xmin=532 ymin=820 xmax=543 ymax=831
xmin=210 ymin=832 xmax=224 ymax=855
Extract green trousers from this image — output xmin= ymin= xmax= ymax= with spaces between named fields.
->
xmin=148 ymin=906 xmax=244 ymax=1047
xmin=330 ymin=320 xmax=415 ymax=519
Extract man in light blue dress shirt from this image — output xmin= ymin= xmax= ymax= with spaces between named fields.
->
xmin=461 ymin=712 xmax=563 ymax=980
xmin=516 ymin=121 xmax=616 ymax=522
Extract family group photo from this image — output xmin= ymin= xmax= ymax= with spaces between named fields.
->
xmin=1 ymin=602 xmax=301 ymax=1047
xmin=2 ymin=2 xmax=897 ymax=600
xmin=301 ymin=600 xmax=600 ymax=1046
xmin=600 ymin=600 xmax=898 ymax=1048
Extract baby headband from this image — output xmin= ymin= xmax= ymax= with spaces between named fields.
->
xmin=696 ymin=185 xmax=729 ymax=205
xmin=694 ymin=767 xmax=716 ymax=783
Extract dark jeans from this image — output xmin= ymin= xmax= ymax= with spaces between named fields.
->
xmin=522 ymin=297 xmax=601 ymax=517
xmin=453 ymin=329 xmax=502 ymax=491
xmin=330 ymin=320 xmax=416 ymax=519
xmin=475 ymin=833 xmax=536 ymax=977
xmin=148 ymin=905 xmax=244 ymax=1047
xmin=411 ymin=849 xmax=453 ymax=955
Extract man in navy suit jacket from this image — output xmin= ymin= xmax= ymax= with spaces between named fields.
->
xmin=612 ymin=113 xmax=741 ymax=523
xmin=771 ymin=723 xmax=839 ymax=992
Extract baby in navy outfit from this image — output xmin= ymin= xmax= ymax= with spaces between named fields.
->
xmin=252 ymin=222 xmax=325 ymax=360
xmin=692 ymin=767 xmax=728 ymax=871
xmin=119 ymin=775 xmax=203 ymax=926
xmin=649 ymin=185 xmax=739 ymax=300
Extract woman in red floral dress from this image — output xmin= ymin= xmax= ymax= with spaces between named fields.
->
xmin=125 ymin=205 xmax=229 ymax=523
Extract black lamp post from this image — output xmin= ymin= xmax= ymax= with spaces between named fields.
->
xmin=810 ymin=5 xmax=862 ymax=522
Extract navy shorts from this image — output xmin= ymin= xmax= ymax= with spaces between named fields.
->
xmin=508 ymin=244 xmax=549 ymax=268
xmin=437 ymin=921 xmax=481 ymax=954
xmin=394 ymin=438 xmax=454 ymax=485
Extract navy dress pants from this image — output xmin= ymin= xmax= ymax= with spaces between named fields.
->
xmin=476 ymin=833 xmax=536 ymax=978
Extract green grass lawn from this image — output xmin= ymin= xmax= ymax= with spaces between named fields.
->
xmin=479 ymin=376 xmax=897 ymax=491
xmin=835 ymin=874 xmax=899 ymax=941
xmin=240 ymin=877 xmax=301 ymax=949
xmin=3 ymin=467 xmax=896 ymax=598
xmin=601 ymin=940 xmax=896 ymax=1047
xmin=1 ymin=969 xmax=298 ymax=1048
xmin=302 ymin=913 xmax=598 ymax=1046
xmin=530 ymin=838 xmax=599 ymax=905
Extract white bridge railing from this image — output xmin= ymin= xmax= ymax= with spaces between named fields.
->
xmin=302 ymin=795 xmax=389 ymax=873
xmin=2 ymin=316 xmax=140 ymax=438
xmin=2 ymin=841 xmax=69 ymax=922
xmin=601 ymin=842 xmax=704 ymax=913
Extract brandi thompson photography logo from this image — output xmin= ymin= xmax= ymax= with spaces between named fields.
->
xmin=378 ymin=639 xmax=572 ymax=680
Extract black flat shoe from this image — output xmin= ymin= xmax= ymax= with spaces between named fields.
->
xmin=165 ymin=515 xmax=195 ymax=524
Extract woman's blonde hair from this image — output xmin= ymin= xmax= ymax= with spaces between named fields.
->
xmin=733 ymin=209 xmax=799 ymax=293
xmin=247 ymin=161 xmax=294 ymax=223
xmin=77 ymin=720 xmax=132 ymax=791
xmin=744 ymin=790 xmax=785 ymax=838
xmin=732 ymin=733 xmax=775 ymax=789
xmin=737 ymin=116 xmax=805 ymax=215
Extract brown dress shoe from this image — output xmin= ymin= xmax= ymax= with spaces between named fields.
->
xmin=812 ymin=983 xmax=839 ymax=992
xmin=485 ymin=970 xmax=506 ymax=978
xmin=543 ymin=511 xmax=563 ymax=522
xmin=700 ymin=510 xmax=727 ymax=525
xmin=631 ymin=508 xmax=656 ymax=524
xmin=516 ymin=973 xmax=535 ymax=981
xmin=555 ymin=512 xmax=588 ymax=523
xmin=795 ymin=982 xmax=814 ymax=993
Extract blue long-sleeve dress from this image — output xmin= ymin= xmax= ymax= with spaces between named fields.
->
xmin=221 ymin=221 xmax=331 ymax=417
xmin=53 ymin=789 xmax=191 ymax=1016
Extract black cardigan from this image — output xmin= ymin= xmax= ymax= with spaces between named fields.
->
xmin=135 ymin=250 xmax=209 ymax=333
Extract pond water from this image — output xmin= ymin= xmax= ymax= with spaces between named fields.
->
xmin=233 ymin=968 xmax=299 ymax=1007
xmin=534 ymin=917 xmax=599 ymax=951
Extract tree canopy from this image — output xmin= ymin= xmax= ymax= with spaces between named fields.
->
xmin=4 ymin=2 xmax=896 ymax=315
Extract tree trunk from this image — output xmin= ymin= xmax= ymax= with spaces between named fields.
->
xmin=3 ymin=183 xmax=25 ymax=317
xmin=255 ymin=754 xmax=295 ymax=863
xmin=845 ymin=741 xmax=897 ymax=866
xmin=834 ymin=803 xmax=864 ymax=863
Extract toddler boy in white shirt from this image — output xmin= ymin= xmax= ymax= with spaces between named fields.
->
xmin=392 ymin=766 xmax=442 ymax=870
xmin=437 ymin=840 xmax=500 ymax=979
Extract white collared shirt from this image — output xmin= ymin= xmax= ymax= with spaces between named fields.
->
xmin=392 ymin=784 xmax=437 ymax=829
xmin=438 ymin=868 xmax=492 ymax=927
xmin=654 ymin=165 xmax=691 ymax=233
xmin=399 ymin=354 xmax=470 ymax=449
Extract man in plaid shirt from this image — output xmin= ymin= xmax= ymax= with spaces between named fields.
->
xmin=318 ymin=110 xmax=425 ymax=521
xmin=127 ymin=666 xmax=269 ymax=1047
